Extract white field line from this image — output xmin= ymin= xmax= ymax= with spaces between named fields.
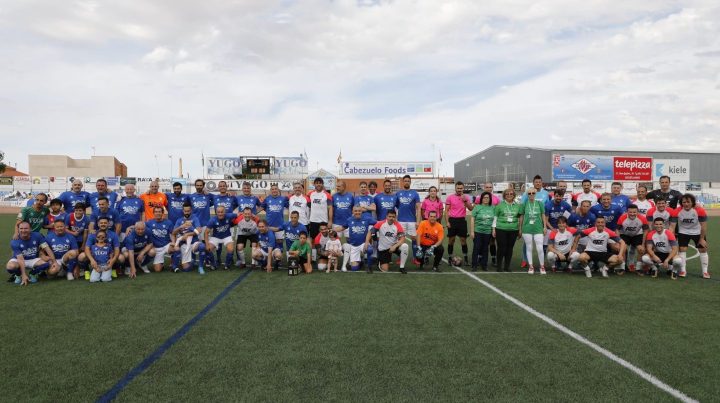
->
xmin=445 ymin=259 xmax=699 ymax=403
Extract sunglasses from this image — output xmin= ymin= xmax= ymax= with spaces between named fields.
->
xmin=527 ymin=192 xmax=536 ymax=195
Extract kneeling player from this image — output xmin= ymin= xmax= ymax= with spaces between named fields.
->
xmin=146 ymin=206 xmax=176 ymax=272
xmin=642 ymin=218 xmax=683 ymax=278
xmin=7 ymin=222 xmax=55 ymax=285
xmin=372 ymin=210 xmax=409 ymax=273
xmin=253 ymin=220 xmax=283 ymax=272
xmin=288 ymin=231 xmax=313 ymax=274
xmin=617 ymin=204 xmax=649 ymax=274
xmin=46 ymin=220 xmax=79 ymax=280
xmin=573 ymin=217 xmax=626 ymax=278
xmin=205 ymin=206 xmax=237 ymax=270
xmin=172 ymin=203 xmax=206 ymax=274
xmin=547 ymin=217 xmax=578 ymax=272
xmin=122 ymin=221 xmax=153 ymax=278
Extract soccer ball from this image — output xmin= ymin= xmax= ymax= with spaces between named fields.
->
xmin=450 ymin=256 xmax=463 ymax=267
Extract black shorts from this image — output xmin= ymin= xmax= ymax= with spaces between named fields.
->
xmin=621 ymin=234 xmax=644 ymax=247
xmin=308 ymin=222 xmax=327 ymax=239
xmin=236 ymin=234 xmax=258 ymax=246
xmin=586 ymin=251 xmax=611 ymax=264
xmin=677 ymin=233 xmax=704 ymax=247
xmin=378 ymin=249 xmax=401 ymax=264
xmin=655 ymin=252 xmax=670 ymax=262
xmin=447 ymin=217 xmax=468 ymax=238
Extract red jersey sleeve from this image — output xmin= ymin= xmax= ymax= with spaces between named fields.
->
xmin=638 ymin=214 xmax=648 ymax=225
xmin=606 ymin=229 xmax=618 ymax=238
xmin=326 ymin=191 xmax=333 ymax=201
xmin=313 ymin=233 xmax=321 ymax=246
xmin=665 ymin=230 xmax=677 ymax=241
xmin=373 ymin=220 xmax=384 ymax=230
xmin=617 ymin=214 xmax=628 ymax=226
xmin=581 ymin=228 xmax=593 ymax=237
xmin=646 ymin=207 xmax=656 ymax=219
xmin=549 ymin=231 xmax=557 ymax=241
xmin=394 ymin=222 xmax=404 ymax=233
xmin=567 ymin=227 xmax=577 ymax=235
xmin=696 ymin=207 xmax=708 ymax=219
xmin=646 ymin=232 xmax=654 ymax=241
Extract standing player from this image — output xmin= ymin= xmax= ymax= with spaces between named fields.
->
xmin=675 ymin=194 xmax=710 ymax=278
xmin=146 ymin=206 xmax=176 ymax=272
xmin=6 ymin=222 xmax=55 ymax=285
xmin=115 ymin=184 xmax=144 ymax=239
xmin=616 ymin=205 xmax=649 ymax=274
xmin=341 ymin=206 xmax=375 ymax=272
xmin=572 ymin=179 xmax=601 ymax=210
xmin=307 ymin=177 xmax=333 ymax=241
xmin=521 ymin=175 xmax=550 ymax=204
xmin=372 ymin=210 xmax=408 ymax=273
xmin=590 ymin=193 xmax=623 ymax=231
xmin=140 ymin=181 xmax=167 ymax=221
xmin=262 ymin=184 xmax=289 ymax=250
xmin=647 ymin=176 xmax=684 ymax=209
xmin=444 ymin=182 xmax=473 ymax=266
xmin=368 ymin=181 xmax=379 ymax=200
xmin=632 ymin=185 xmax=655 ymax=216
xmin=547 ymin=217 xmax=578 ymax=272
xmin=42 ymin=198 xmax=66 ymax=232
xmin=236 ymin=181 xmax=263 ymax=215
xmin=332 ymin=181 xmax=354 ymax=238
xmin=15 ymin=193 xmax=49 ymax=235
xmin=646 ymin=197 xmax=676 ymax=230
xmin=642 ymin=218 xmax=683 ymax=278
xmin=573 ymin=216 xmax=626 ymax=278
xmin=89 ymin=178 xmax=119 ymax=216
xmin=205 ymin=206 xmax=238 ymax=270
xmin=189 ymin=179 xmax=214 ymax=230
xmin=610 ymin=182 xmax=632 ymax=212
xmin=396 ymin=175 xmax=421 ymax=264
xmin=166 ymin=182 xmax=190 ymax=225
xmin=213 ymin=181 xmax=238 ymax=214
xmin=45 ymin=220 xmax=79 ymax=280
xmin=553 ymin=181 xmax=574 ymax=206
xmin=355 ymin=182 xmax=376 ymax=221
xmin=374 ymin=179 xmax=397 ymax=221
xmin=58 ymin=179 xmax=89 ymax=213
xmin=288 ymin=182 xmax=310 ymax=226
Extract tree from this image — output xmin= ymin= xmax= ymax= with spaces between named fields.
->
xmin=0 ymin=151 xmax=6 ymax=175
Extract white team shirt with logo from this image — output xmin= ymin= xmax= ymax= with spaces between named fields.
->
xmin=373 ymin=220 xmax=405 ymax=251
xmin=308 ymin=191 xmax=332 ymax=223
xmin=646 ymin=207 xmax=676 ymax=229
xmin=632 ymin=199 xmax=654 ymax=216
xmin=617 ymin=214 xmax=649 ymax=237
xmin=289 ymin=194 xmax=311 ymax=225
xmin=573 ymin=191 xmax=600 ymax=207
xmin=676 ymin=207 xmax=707 ymax=236
xmin=579 ymin=228 xmax=619 ymax=253
xmin=548 ymin=227 xmax=576 ymax=254
xmin=646 ymin=229 xmax=678 ymax=254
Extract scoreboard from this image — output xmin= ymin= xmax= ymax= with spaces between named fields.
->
xmin=244 ymin=158 xmax=271 ymax=175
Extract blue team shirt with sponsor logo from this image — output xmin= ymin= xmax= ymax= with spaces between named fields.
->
xmin=332 ymin=193 xmax=354 ymax=225
xmin=395 ymin=190 xmax=420 ymax=222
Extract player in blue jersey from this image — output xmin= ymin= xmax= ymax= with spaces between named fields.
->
xmin=374 ymin=179 xmax=397 ymax=221
xmin=88 ymin=230 xmax=114 ymax=283
xmin=82 ymin=217 xmax=121 ymax=278
xmin=261 ymin=184 xmax=289 ymax=248
xmin=88 ymin=197 xmax=121 ymax=235
xmin=567 ymin=200 xmax=597 ymax=268
xmin=116 ymin=183 xmax=145 ymax=236
xmin=58 ymin=179 xmax=90 ymax=213
xmin=236 ymin=182 xmax=263 ymax=215
xmin=172 ymin=203 xmax=206 ymax=274
xmin=213 ymin=181 xmax=238 ymax=213
xmin=590 ymin=193 xmax=623 ymax=231
xmin=88 ymin=178 xmax=119 ymax=216
xmin=46 ymin=220 xmax=79 ymax=280
xmin=253 ymin=220 xmax=283 ymax=271
xmin=6 ymin=222 xmax=56 ymax=285
xmin=166 ymin=182 xmax=190 ymax=225
xmin=189 ymin=179 xmax=214 ymax=228
xmin=545 ymin=190 xmax=573 ymax=230
xmin=205 ymin=206 xmax=238 ymax=270
xmin=341 ymin=206 xmax=375 ymax=272
xmin=282 ymin=211 xmax=308 ymax=251
xmin=610 ymin=182 xmax=631 ymax=212
xmin=332 ymin=181 xmax=354 ymax=238
xmin=395 ymin=175 xmax=422 ymax=263
xmin=145 ymin=206 xmax=177 ymax=272
xmin=122 ymin=221 xmax=153 ymax=278
xmin=355 ymin=181 xmax=376 ymax=221
xmin=65 ymin=203 xmax=90 ymax=255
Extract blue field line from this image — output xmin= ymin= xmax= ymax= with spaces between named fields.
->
xmin=97 ymin=269 xmax=253 ymax=403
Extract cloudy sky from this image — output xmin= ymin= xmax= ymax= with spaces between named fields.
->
xmin=1 ymin=0 xmax=719 ymax=178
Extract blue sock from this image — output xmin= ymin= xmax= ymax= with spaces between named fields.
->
xmin=198 ymin=244 xmax=206 ymax=269
xmin=7 ymin=269 xmax=20 ymax=275
xmin=366 ymin=245 xmax=374 ymax=267
xmin=171 ymin=252 xmax=181 ymax=268
xmin=31 ymin=263 xmax=50 ymax=275
xmin=225 ymin=252 xmax=234 ymax=266
xmin=412 ymin=240 xmax=418 ymax=256
xmin=67 ymin=259 xmax=77 ymax=271
xmin=216 ymin=249 xmax=222 ymax=264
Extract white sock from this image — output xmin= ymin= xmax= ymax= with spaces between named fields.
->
xmin=399 ymin=244 xmax=408 ymax=268
xmin=619 ymin=262 xmax=626 ymax=271
xmin=679 ymin=251 xmax=687 ymax=272
xmin=700 ymin=252 xmax=709 ymax=273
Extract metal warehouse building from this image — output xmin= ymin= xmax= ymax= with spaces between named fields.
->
xmin=454 ymin=145 xmax=720 ymax=184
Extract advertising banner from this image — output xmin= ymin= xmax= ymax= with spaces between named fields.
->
xmin=340 ymin=161 xmax=434 ymax=178
xmin=551 ymin=154 xmax=613 ymax=181
xmin=410 ymin=178 xmax=439 ymax=192
xmin=104 ymin=177 xmax=120 ymax=187
xmin=274 ymin=157 xmax=308 ymax=176
xmin=613 ymin=157 xmax=652 ymax=181
xmin=206 ymin=157 xmax=243 ymax=176
xmin=120 ymin=177 xmax=137 ymax=185
xmin=653 ymin=159 xmax=690 ymax=182
xmin=0 ymin=177 xmax=13 ymax=186
xmin=204 ymin=179 xmax=294 ymax=192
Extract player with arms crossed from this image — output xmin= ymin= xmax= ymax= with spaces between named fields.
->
xmin=396 ymin=175 xmax=422 ymax=265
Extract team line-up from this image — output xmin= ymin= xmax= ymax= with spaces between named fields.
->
xmin=8 ymin=173 xmax=710 ymax=285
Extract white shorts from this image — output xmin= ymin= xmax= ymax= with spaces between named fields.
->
xmin=349 ymin=244 xmax=366 ymax=263
xmin=153 ymin=244 xmax=170 ymax=265
xmin=209 ymin=236 xmax=234 ymax=248
xmin=119 ymin=232 xmax=127 ymax=243
xmin=9 ymin=257 xmax=42 ymax=268
xmin=274 ymin=230 xmax=285 ymax=240
xmin=179 ymin=241 xmax=201 ymax=264
xmin=332 ymin=225 xmax=349 ymax=238
xmin=399 ymin=222 xmax=417 ymax=237
xmin=254 ymin=247 xmax=280 ymax=258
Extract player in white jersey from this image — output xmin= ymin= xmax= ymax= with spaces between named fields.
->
xmin=616 ymin=204 xmax=649 ymax=274
xmin=307 ymin=177 xmax=333 ymax=241
xmin=234 ymin=208 xmax=259 ymax=268
xmin=371 ymin=210 xmax=409 ymax=273
xmin=546 ymin=217 xmax=579 ymax=272
xmin=632 ymin=185 xmax=655 ymax=216
xmin=675 ymin=194 xmax=710 ymax=279
xmin=646 ymin=197 xmax=677 ymax=231
xmin=642 ymin=217 xmax=683 ymax=278
xmin=572 ymin=179 xmax=601 ymax=211
xmin=572 ymin=216 xmax=626 ymax=278
xmin=288 ymin=182 xmax=310 ymax=226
